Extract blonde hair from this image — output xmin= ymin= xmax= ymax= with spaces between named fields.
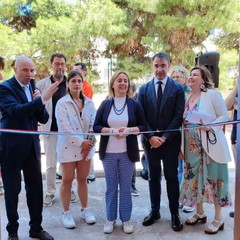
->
xmin=108 ymin=70 xmax=133 ymax=98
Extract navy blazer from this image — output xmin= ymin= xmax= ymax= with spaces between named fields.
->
xmin=0 ymin=76 xmax=49 ymax=162
xmin=93 ymin=97 xmax=147 ymax=162
xmin=138 ymin=77 xmax=185 ymax=142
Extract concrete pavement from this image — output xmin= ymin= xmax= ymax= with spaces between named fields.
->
xmin=0 ymin=166 xmax=235 ymax=240
xmin=0 ymin=125 xmax=236 ymax=239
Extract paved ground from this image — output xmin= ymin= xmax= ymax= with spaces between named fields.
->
xmin=0 ymin=166 xmax=236 ymax=240
xmin=0 ymin=125 xmax=236 ymax=240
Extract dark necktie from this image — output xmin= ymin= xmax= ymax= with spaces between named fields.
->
xmin=157 ymin=81 xmax=163 ymax=107
xmin=157 ymin=81 xmax=163 ymax=120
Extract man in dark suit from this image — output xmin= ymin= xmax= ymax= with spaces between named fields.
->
xmin=138 ymin=51 xmax=185 ymax=232
xmin=0 ymin=56 xmax=60 ymax=240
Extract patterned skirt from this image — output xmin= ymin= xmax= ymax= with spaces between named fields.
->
xmin=179 ymin=124 xmax=232 ymax=207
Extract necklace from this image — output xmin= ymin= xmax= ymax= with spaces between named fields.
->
xmin=112 ymin=99 xmax=127 ymax=115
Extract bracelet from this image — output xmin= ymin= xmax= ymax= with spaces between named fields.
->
xmin=130 ymin=128 xmax=134 ymax=133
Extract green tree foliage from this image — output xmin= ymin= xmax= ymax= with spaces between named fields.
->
xmin=114 ymin=56 xmax=151 ymax=80
xmin=0 ymin=0 xmax=239 ymax=88
xmin=214 ymin=32 xmax=239 ymax=51
xmin=218 ymin=49 xmax=239 ymax=92
xmin=110 ymin=0 xmax=240 ymax=65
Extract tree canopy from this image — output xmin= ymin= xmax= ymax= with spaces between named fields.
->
xmin=0 ymin=0 xmax=239 ymax=89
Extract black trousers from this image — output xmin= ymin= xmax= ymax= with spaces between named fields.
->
xmin=144 ymin=138 xmax=180 ymax=215
xmin=1 ymin=144 xmax=43 ymax=235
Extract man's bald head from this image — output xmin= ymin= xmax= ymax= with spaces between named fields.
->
xmin=13 ymin=56 xmax=35 ymax=85
xmin=15 ymin=56 xmax=35 ymax=67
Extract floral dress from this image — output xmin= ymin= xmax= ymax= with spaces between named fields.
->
xmin=179 ymin=100 xmax=232 ymax=207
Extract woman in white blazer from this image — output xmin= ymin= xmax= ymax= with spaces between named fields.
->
xmin=55 ymin=70 xmax=96 ymax=229
xmin=179 ymin=66 xmax=232 ymax=235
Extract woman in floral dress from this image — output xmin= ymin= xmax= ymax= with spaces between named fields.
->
xmin=179 ymin=66 xmax=232 ymax=235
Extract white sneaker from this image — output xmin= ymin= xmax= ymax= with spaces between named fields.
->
xmin=43 ymin=195 xmax=55 ymax=207
xmin=61 ymin=211 xmax=76 ymax=229
xmin=103 ymin=221 xmax=115 ymax=234
xmin=80 ymin=208 xmax=96 ymax=224
xmin=123 ymin=221 xmax=134 ymax=234
xmin=70 ymin=191 xmax=78 ymax=203
xmin=183 ymin=206 xmax=195 ymax=213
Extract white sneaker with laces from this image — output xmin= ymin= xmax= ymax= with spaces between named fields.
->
xmin=123 ymin=221 xmax=134 ymax=234
xmin=70 ymin=191 xmax=78 ymax=203
xmin=43 ymin=195 xmax=55 ymax=207
xmin=61 ymin=211 xmax=76 ymax=229
xmin=103 ymin=221 xmax=115 ymax=234
xmin=80 ymin=208 xmax=96 ymax=224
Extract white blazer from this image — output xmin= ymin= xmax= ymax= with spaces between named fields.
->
xmin=36 ymin=76 xmax=54 ymax=133
xmin=185 ymin=89 xmax=231 ymax=164
xmin=55 ymin=94 xmax=96 ymax=163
